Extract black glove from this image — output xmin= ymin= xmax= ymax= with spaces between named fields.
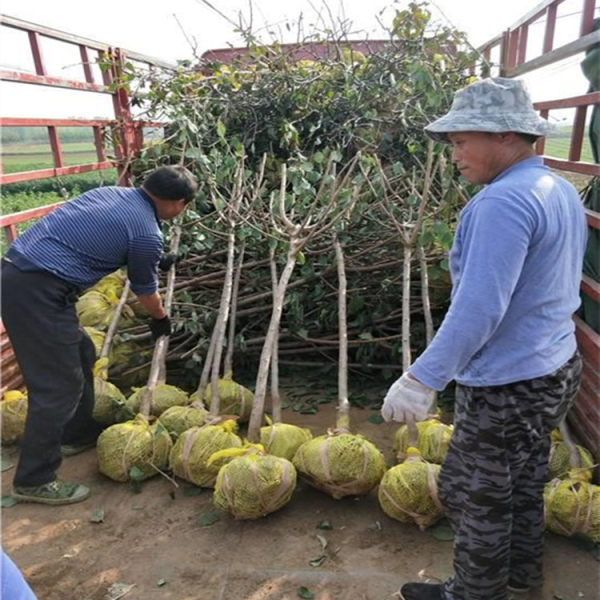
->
xmin=158 ymin=252 xmax=179 ymax=272
xmin=149 ymin=316 xmax=171 ymax=340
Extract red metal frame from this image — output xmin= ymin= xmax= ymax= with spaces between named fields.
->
xmin=0 ymin=15 xmax=171 ymax=190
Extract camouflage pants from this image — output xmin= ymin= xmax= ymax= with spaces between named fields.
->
xmin=438 ymin=353 xmax=582 ymax=600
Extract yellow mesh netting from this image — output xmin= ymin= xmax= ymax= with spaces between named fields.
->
xmin=1 ymin=390 xmax=28 ymax=445
xmin=93 ymin=377 xmax=127 ymax=426
xmin=544 ymin=477 xmax=600 ymax=542
xmin=548 ymin=432 xmax=594 ymax=482
xmin=260 ymin=422 xmax=313 ymax=461
xmin=96 ymin=414 xmax=172 ymax=482
xmin=169 ymin=420 xmax=242 ymax=487
xmin=83 ymin=326 xmax=106 ymax=356
xmin=159 ymin=405 xmax=208 ymax=437
xmin=212 ymin=446 xmax=297 ymax=519
xmin=125 ymin=384 xmax=190 ymax=418
xmin=292 ymin=431 xmax=386 ymax=499
xmin=393 ymin=418 xmax=453 ymax=464
xmin=191 ymin=375 xmax=254 ymax=422
xmin=378 ymin=447 xmax=444 ymax=530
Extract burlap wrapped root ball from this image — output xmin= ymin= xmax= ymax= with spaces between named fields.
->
xmin=544 ymin=477 xmax=600 ymax=542
xmin=159 ymin=404 xmax=208 ymax=438
xmin=394 ymin=419 xmax=453 ymax=464
xmin=293 ymin=431 xmax=386 ymax=499
xmin=378 ymin=447 xmax=444 ymax=530
xmin=548 ymin=435 xmax=594 ymax=482
xmin=97 ymin=414 xmax=173 ymax=482
xmin=1 ymin=390 xmax=28 ymax=445
xmin=125 ymin=384 xmax=190 ymax=418
xmin=260 ymin=422 xmax=313 ymax=461
xmin=212 ymin=446 xmax=297 ymax=519
xmin=169 ymin=420 xmax=242 ymax=487
xmin=191 ymin=375 xmax=253 ymax=422
xmin=93 ymin=377 xmax=127 ymax=425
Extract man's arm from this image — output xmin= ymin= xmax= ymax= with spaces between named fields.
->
xmin=135 ymin=291 xmax=167 ymax=320
xmin=409 ymin=190 xmax=536 ymax=390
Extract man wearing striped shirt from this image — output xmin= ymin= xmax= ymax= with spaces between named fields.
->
xmin=1 ymin=165 xmax=197 ymax=505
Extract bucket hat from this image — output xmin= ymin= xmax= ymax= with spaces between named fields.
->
xmin=424 ymin=77 xmax=556 ymax=142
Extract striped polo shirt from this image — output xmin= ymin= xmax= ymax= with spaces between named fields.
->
xmin=6 ymin=186 xmax=163 ymax=295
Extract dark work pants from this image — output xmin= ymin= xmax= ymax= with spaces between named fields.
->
xmin=438 ymin=353 xmax=582 ymax=600
xmin=1 ymin=260 xmax=102 ymax=487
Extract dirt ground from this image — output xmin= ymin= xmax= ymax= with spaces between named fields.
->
xmin=2 ymin=402 xmax=599 ymax=600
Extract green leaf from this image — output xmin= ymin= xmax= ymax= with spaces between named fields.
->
xmin=196 ymin=509 xmax=221 ymax=527
xmin=367 ymin=413 xmax=384 ymax=425
xmin=216 ymin=120 xmax=226 ymax=138
xmin=1 ymin=496 xmax=17 ymax=508
xmin=358 ymin=332 xmax=373 ymax=341
xmin=129 ymin=466 xmax=144 ymax=481
xmin=90 ymin=509 xmax=105 ymax=523
xmin=157 ymin=579 xmax=167 ymax=587
xmin=299 ymin=406 xmax=318 ymax=415
xmin=182 ymin=485 xmax=206 ymax=497
xmin=315 ymin=534 xmax=328 ymax=549
xmin=297 ymin=586 xmax=314 ymax=599
xmin=430 ymin=524 xmax=454 ymax=541
xmin=316 ymin=520 xmax=333 ymax=530
xmin=308 ymin=554 xmax=327 ymax=567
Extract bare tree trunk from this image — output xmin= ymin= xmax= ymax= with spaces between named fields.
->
xmin=269 ymin=246 xmax=282 ymax=424
xmin=247 ymin=241 xmax=300 ymax=442
xmin=100 ymin=280 xmax=131 ymax=361
xmin=401 ymin=244 xmax=412 ymax=372
xmin=209 ymin=227 xmax=236 ymax=417
xmin=334 ymin=237 xmax=350 ymax=431
xmin=139 ymin=227 xmax=181 ymax=417
xmin=224 ymin=242 xmax=246 ymax=376
xmin=418 ymin=244 xmax=434 ymax=346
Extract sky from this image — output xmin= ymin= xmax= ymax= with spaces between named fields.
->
xmin=0 ymin=0 xmax=595 ymax=121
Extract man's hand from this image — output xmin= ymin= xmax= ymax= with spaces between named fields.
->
xmin=158 ymin=253 xmax=179 ymax=272
xmin=381 ymin=372 xmax=435 ymax=423
xmin=149 ymin=316 xmax=171 ymax=340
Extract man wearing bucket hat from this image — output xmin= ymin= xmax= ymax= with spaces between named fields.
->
xmin=381 ymin=78 xmax=587 ymax=600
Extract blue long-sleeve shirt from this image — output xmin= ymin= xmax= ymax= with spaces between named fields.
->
xmin=411 ymin=156 xmax=587 ymax=390
xmin=6 ymin=187 xmax=162 ymax=296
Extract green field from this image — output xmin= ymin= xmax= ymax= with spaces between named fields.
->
xmin=2 ymin=142 xmax=101 ymax=173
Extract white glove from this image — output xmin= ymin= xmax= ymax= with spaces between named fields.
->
xmin=381 ymin=372 xmax=435 ymax=423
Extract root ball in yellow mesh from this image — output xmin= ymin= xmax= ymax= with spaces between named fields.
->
xmin=378 ymin=447 xmax=444 ymax=530
xmin=1 ymin=390 xmax=28 ymax=445
xmin=548 ymin=433 xmax=594 ymax=482
xmin=169 ymin=420 xmax=242 ymax=487
xmin=97 ymin=414 xmax=173 ymax=482
xmin=91 ymin=270 xmax=126 ymax=297
xmin=212 ymin=446 xmax=297 ymax=519
xmin=191 ymin=376 xmax=254 ymax=422
xmin=160 ymin=405 xmax=208 ymax=437
xmin=84 ymin=327 xmax=106 ymax=356
xmin=93 ymin=378 xmax=127 ymax=425
xmin=260 ymin=422 xmax=313 ymax=461
xmin=394 ymin=419 xmax=453 ymax=464
xmin=125 ymin=384 xmax=190 ymax=418
xmin=292 ymin=432 xmax=386 ymax=499
xmin=544 ymin=478 xmax=600 ymax=542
